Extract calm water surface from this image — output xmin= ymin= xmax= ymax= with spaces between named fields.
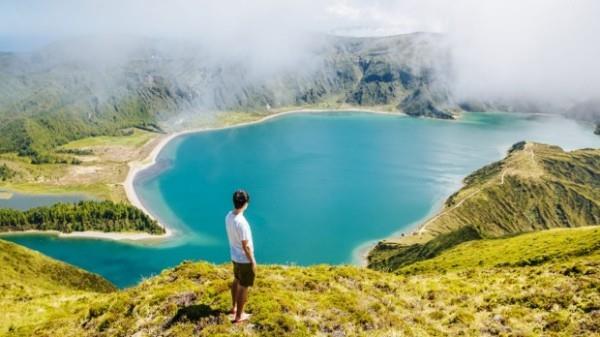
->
xmin=4 ymin=112 xmax=599 ymax=287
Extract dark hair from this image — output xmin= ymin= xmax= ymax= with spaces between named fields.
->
xmin=232 ymin=189 xmax=250 ymax=209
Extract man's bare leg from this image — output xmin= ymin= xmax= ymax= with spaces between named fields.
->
xmin=230 ymin=279 xmax=239 ymax=314
xmin=234 ymin=285 xmax=249 ymax=321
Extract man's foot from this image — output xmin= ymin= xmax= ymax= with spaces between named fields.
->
xmin=232 ymin=312 xmax=251 ymax=324
xmin=228 ymin=308 xmax=236 ymax=315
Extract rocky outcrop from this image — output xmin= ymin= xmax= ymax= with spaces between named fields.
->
xmin=398 ymin=85 xmax=454 ymax=119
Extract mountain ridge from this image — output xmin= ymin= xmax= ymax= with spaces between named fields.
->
xmin=2 ymin=33 xmax=597 ymax=160
xmin=0 ymin=33 xmax=466 ymax=156
xmin=368 ymin=141 xmax=600 ymax=271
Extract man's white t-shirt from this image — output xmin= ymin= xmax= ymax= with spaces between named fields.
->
xmin=225 ymin=211 xmax=254 ymax=263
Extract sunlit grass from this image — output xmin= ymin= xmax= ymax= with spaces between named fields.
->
xmin=3 ymin=225 xmax=599 ymax=336
xmin=400 ymin=226 xmax=600 ymax=274
xmin=60 ymin=129 xmax=155 ymax=149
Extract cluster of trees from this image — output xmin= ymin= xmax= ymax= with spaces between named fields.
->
xmin=0 ymin=200 xmax=164 ymax=234
xmin=15 ymin=146 xmax=82 ymax=165
xmin=56 ymin=148 xmax=94 ymax=156
xmin=0 ymin=90 xmax=164 ymax=159
xmin=29 ymin=151 xmax=82 ymax=165
xmin=0 ymin=164 xmax=16 ymax=181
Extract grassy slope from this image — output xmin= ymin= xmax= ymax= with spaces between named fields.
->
xmin=3 ymin=226 xmax=600 ymax=337
xmin=59 ymin=130 xmax=157 ymax=149
xmin=399 ymin=226 xmax=600 ymax=274
xmin=368 ymin=142 xmax=600 ymax=271
xmin=0 ymin=129 xmax=158 ymax=201
xmin=0 ymin=240 xmax=115 ymax=335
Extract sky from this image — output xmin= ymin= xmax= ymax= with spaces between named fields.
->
xmin=0 ymin=0 xmax=446 ymax=41
xmin=0 ymin=0 xmax=599 ymax=104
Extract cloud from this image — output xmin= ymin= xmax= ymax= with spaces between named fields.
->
xmin=0 ymin=0 xmax=442 ymax=40
xmin=1 ymin=0 xmax=599 ymax=104
xmin=323 ymin=0 xmax=600 ymax=104
xmin=0 ymin=1 xmax=331 ymax=74
xmin=447 ymin=0 xmax=600 ymax=104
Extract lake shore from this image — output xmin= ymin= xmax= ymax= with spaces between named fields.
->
xmin=123 ymin=107 xmax=408 ymax=243
xmin=0 ymin=191 xmax=13 ymax=199
xmin=351 ymin=188 xmax=456 ymax=267
xmin=0 ymin=229 xmax=168 ymax=242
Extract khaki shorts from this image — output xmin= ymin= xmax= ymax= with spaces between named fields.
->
xmin=233 ymin=261 xmax=255 ymax=287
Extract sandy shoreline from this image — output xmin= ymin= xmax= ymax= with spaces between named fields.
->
xmin=0 ymin=191 xmax=13 ymax=199
xmin=0 ymin=229 xmax=167 ymax=241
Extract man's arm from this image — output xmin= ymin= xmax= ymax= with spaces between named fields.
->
xmin=241 ymin=240 xmax=256 ymax=271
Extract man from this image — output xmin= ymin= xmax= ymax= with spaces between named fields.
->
xmin=225 ymin=189 xmax=256 ymax=323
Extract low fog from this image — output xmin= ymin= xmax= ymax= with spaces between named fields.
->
xmin=447 ymin=1 xmax=600 ymax=106
xmin=1 ymin=0 xmax=599 ymax=109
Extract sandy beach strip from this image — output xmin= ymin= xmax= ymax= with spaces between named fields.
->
xmin=0 ymin=191 xmax=13 ymax=199
xmin=0 ymin=229 xmax=168 ymax=242
xmin=57 ymin=230 xmax=166 ymax=241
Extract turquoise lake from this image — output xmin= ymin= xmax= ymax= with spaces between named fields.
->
xmin=4 ymin=111 xmax=599 ymax=287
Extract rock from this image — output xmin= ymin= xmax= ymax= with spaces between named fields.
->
xmin=398 ymin=85 xmax=454 ymax=119
xmin=170 ymin=292 xmax=197 ymax=307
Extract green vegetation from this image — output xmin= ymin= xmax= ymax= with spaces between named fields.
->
xmin=26 ymin=151 xmax=82 ymax=165
xmin=0 ymin=182 xmax=123 ymax=203
xmin=0 ymin=200 xmax=164 ymax=234
xmin=0 ymin=239 xmax=115 ymax=335
xmin=2 ymin=226 xmax=599 ymax=336
xmin=0 ymin=96 xmax=161 ymax=157
xmin=399 ymin=226 xmax=600 ymax=274
xmin=368 ymin=225 xmax=483 ymax=271
xmin=368 ymin=142 xmax=600 ymax=271
xmin=0 ymin=163 xmax=16 ymax=181
xmin=55 ymin=148 xmax=94 ymax=156
xmin=59 ymin=128 xmax=157 ymax=149
xmin=0 ymin=128 xmax=160 ymax=202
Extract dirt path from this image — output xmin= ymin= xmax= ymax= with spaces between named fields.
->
xmin=418 ymin=146 xmax=538 ymax=235
xmin=418 ymin=188 xmax=482 ymax=234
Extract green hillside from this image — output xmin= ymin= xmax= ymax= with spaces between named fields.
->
xmin=0 ymin=239 xmax=115 ymax=335
xmin=2 ymin=225 xmax=599 ymax=337
xmin=399 ymin=226 xmax=600 ymax=274
xmin=368 ymin=142 xmax=600 ymax=271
